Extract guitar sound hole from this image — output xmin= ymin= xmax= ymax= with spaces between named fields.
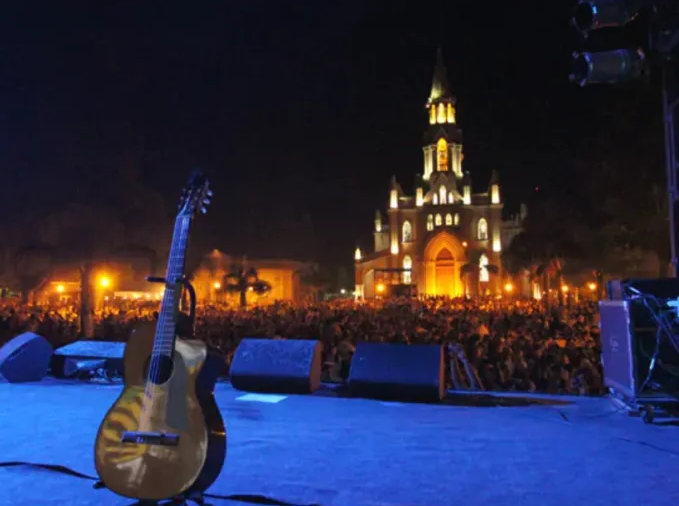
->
xmin=144 ymin=354 xmax=175 ymax=384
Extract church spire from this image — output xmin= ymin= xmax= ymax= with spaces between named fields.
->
xmin=426 ymin=48 xmax=456 ymax=126
xmin=428 ymin=48 xmax=453 ymax=104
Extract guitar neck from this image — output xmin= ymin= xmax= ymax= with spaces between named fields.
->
xmin=154 ymin=215 xmax=192 ymax=355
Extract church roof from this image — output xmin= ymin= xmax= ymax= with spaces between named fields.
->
xmin=428 ymin=48 xmax=454 ymax=104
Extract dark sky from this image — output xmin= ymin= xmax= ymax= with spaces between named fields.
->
xmin=0 ymin=1 xmax=656 ymax=274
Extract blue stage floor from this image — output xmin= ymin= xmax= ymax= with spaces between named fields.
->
xmin=0 ymin=380 xmax=678 ymax=506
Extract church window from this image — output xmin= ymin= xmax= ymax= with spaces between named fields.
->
xmin=445 ymin=213 xmax=452 ymax=226
xmin=437 ymin=103 xmax=446 ymax=123
xmin=435 ymin=214 xmax=442 ymax=227
xmin=436 ymin=138 xmax=448 ymax=172
xmin=429 ymin=105 xmax=436 ymax=125
xmin=426 ymin=214 xmax=434 ymax=231
xmin=402 ymin=255 xmax=412 ymax=284
xmin=448 ymin=192 xmax=454 ymax=203
xmin=454 ymin=213 xmax=460 ymax=226
xmin=433 ymin=193 xmax=438 ymax=205
xmin=447 ymin=103 xmax=456 ymax=124
xmin=476 ymin=218 xmax=488 ymax=241
xmin=439 ymin=186 xmax=447 ymax=204
xmin=477 ymin=218 xmax=488 ymax=241
xmin=402 ymin=220 xmax=412 ymax=243
xmin=479 ymin=254 xmax=489 ymax=283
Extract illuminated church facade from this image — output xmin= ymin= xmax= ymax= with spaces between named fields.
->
xmin=354 ymin=49 xmax=522 ymax=298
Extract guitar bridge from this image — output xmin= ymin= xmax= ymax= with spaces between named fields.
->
xmin=121 ymin=431 xmax=180 ymax=446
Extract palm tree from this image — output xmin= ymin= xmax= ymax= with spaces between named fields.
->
xmin=222 ymin=260 xmax=271 ymax=308
xmin=460 ymin=249 xmax=499 ymax=296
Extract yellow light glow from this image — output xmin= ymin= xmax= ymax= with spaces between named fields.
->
xmin=56 ymin=284 xmax=65 ymax=293
xmin=248 ymin=286 xmax=254 ymax=292
xmin=437 ymin=138 xmax=448 ymax=172
xmin=376 ymin=283 xmax=386 ymax=294
xmin=561 ymin=285 xmax=569 ymax=293
xmin=437 ymin=103 xmax=446 ymax=123
xmin=390 ymin=237 xmax=399 ymax=255
xmin=354 ymin=247 xmax=362 ymax=261
xmin=416 ymin=187 xmax=424 ymax=207
xmin=491 ymin=184 xmax=500 ymax=204
xmin=492 ymin=237 xmax=502 ymax=253
xmin=213 ymin=281 xmax=221 ymax=289
xmin=389 ymin=189 xmax=398 ymax=209
xmin=104 ymin=296 xmax=109 ymax=301
xmin=99 ymin=276 xmax=111 ymax=288
xmin=504 ymin=282 xmax=514 ymax=293
xmin=463 ymin=185 xmax=471 ymax=205
xmin=462 ymin=241 xmax=468 ymax=248
xmin=429 ymin=105 xmax=436 ymax=124
xmin=446 ymin=103 xmax=456 ymax=123
xmin=588 ymin=282 xmax=597 ymax=291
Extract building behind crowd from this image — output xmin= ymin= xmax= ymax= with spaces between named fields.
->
xmin=192 ymin=249 xmax=311 ymax=305
xmin=354 ymin=49 xmax=526 ymax=298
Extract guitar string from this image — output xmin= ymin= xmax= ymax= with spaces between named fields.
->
xmin=140 ymin=214 xmax=188 ymax=431
xmin=144 ymin=215 xmax=187 ymax=427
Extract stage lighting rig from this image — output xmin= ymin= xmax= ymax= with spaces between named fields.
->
xmin=572 ymin=0 xmax=644 ymax=35
xmin=570 ymin=0 xmax=679 ymax=277
xmin=570 ymin=0 xmax=649 ymax=86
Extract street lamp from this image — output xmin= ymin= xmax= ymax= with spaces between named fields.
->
xmin=213 ymin=281 xmax=221 ymax=290
xmin=504 ymin=282 xmax=514 ymax=293
xmin=99 ymin=276 xmax=111 ymax=289
xmin=56 ymin=284 xmax=65 ymax=293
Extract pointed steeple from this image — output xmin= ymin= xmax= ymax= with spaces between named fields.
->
xmin=429 ymin=48 xmax=453 ymax=104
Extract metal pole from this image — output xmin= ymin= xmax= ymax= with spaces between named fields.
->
xmin=662 ymin=62 xmax=679 ymax=277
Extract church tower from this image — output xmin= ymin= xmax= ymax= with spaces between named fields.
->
xmin=423 ymin=48 xmax=463 ymax=184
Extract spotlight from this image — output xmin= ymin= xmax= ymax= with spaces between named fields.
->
xmin=572 ymin=0 xmax=640 ymax=35
xmin=570 ymin=48 xmax=646 ymax=86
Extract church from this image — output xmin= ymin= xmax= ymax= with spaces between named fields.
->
xmin=354 ymin=49 xmax=524 ymax=298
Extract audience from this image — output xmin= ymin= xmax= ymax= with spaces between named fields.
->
xmin=0 ymin=296 xmax=604 ymax=395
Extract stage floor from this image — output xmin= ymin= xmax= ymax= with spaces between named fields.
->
xmin=0 ymin=380 xmax=678 ymax=506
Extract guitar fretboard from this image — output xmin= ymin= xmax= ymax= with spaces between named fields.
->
xmin=153 ymin=214 xmax=191 ymax=356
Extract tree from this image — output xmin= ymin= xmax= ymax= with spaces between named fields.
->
xmin=223 ymin=261 xmax=271 ymax=308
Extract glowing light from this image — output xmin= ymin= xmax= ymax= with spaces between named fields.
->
xmin=437 ymin=103 xmax=446 ymax=123
xmin=492 ymin=237 xmax=502 ymax=252
xmin=56 ymin=284 xmax=65 ymax=293
xmin=561 ymin=285 xmax=570 ymax=293
xmin=446 ymin=103 xmax=456 ymax=123
xmin=429 ymin=105 xmax=436 ymax=125
xmin=588 ymin=282 xmax=597 ymax=291
xmin=437 ymin=138 xmax=448 ymax=172
xmin=355 ymin=247 xmax=362 ymax=261
xmin=376 ymin=283 xmax=386 ymax=294
xmin=504 ymin=282 xmax=514 ymax=293
xmin=248 ymin=286 xmax=254 ymax=292
xmin=99 ymin=276 xmax=111 ymax=288
xmin=463 ymin=185 xmax=471 ymax=205
xmin=340 ymin=289 xmax=346 ymax=295
xmin=416 ymin=187 xmax=424 ymax=207
xmin=389 ymin=189 xmax=398 ymax=209
xmin=491 ymin=184 xmax=500 ymax=204
xmin=390 ymin=239 xmax=399 ymax=255
xmin=213 ymin=281 xmax=222 ymax=289
xmin=104 ymin=296 xmax=109 ymax=301
xmin=462 ymin=241 xmax=468 ymax=247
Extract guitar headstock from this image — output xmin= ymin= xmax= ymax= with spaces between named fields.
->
xmin=178 ymin=169 xmax=213 ymax=218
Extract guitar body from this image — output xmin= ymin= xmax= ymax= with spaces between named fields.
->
xmin=95 ymin=321 xmax=226 ymax=501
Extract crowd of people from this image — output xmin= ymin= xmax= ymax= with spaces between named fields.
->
xmin=0 ymin=296 xmax=603 ymax=395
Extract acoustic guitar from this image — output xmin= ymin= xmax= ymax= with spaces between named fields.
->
xmin=94 ymin=170 xmax=226 ymax=502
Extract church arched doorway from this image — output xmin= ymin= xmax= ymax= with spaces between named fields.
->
xmin=435 ymin=248 xmax=455 ymax=296
xmin=423 ymin=231 xmax=466 ymax=297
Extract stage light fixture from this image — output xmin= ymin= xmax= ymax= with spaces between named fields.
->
xmin=572 ymin=0 xmax=641 ymax=35
xmin=570 ymin=48 xmax=646 ymax=86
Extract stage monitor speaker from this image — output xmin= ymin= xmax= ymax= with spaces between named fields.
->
xmin=230 ymin=338 xmax=323 ymax=394
xmin=51 ymin=340 xmax=125 ymax=378
xmin=0 ymin=332 xmax=52 ymax=383
xmin=599 ymin=300 xmax=679 ymax=404
xmin=348 ymin=342 xmax=445 ymax=402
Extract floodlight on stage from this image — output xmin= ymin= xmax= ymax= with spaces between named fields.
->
xmin=570 ymin=48 xmax=645 ymax=86
xmin=572 ymin=0 xmax=642 ymax=35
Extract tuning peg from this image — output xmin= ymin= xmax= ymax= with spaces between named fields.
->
xmin=201 ymin=206 xmax=207 ymax=214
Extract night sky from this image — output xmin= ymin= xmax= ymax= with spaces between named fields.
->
xmin=0 ymin=1 xmax=661 ymax=278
